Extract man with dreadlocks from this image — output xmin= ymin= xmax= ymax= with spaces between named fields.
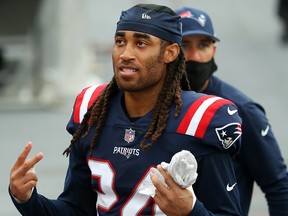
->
xmin=9 ymin=4 xmax=243 ymax=216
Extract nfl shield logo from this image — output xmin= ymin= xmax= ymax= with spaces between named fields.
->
xmin=124 ymin=128 xmax=135 ymax=143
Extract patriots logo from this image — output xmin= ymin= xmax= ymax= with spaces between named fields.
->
xmin=124 ymin=128 xmax=135 ymax=143
xmin=178 ymin=11 xmax=206 ymax=27
xmin=215 ymin=123 xmax=242 ymax=149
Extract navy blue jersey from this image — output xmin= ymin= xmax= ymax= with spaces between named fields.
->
xmin=11 ymin=84 xmax=243 ymax=216
xmin=205 ymin=76 xmax=288 ymax=216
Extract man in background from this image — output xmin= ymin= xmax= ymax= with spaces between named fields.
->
xmin=176 ymin=6 xmax=288 ymax=216
xmin=278 ymin=0 xmax=288 ymax=44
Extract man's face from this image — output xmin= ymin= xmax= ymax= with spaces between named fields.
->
xmin=112 ymin=31 xmax=167 ymax=92
xmin=182 ymin=35 xmax=216 ymax=63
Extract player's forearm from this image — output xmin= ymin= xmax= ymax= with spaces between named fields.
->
xmin=188 ymin=199 xmax=241 ymax=216
xmin=192 ymin=153 xmax=242 ymax=215
xmin=9 ymin=187 xmax=82 ymax=216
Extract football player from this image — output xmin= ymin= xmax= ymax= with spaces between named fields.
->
xmin=9 ymin=4 xmax=243 ymax=215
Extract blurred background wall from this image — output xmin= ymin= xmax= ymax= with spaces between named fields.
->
xmin=0 ymin=0 xmax=287 ymax=215
xmin=1 ymin=0 xmax=287 ymax=107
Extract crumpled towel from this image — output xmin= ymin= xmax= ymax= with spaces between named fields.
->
xmin=161 ymin=150 xmax=198 ymax=188
xmin=139 ymin=150 xmax=198 ymax=196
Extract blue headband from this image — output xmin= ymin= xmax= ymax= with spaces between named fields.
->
xmin=116 ymin=4 xmax=182 ymax=46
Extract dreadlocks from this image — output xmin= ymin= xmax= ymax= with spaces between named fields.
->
xmin=63 ymin=43 xmax=190 ymax=157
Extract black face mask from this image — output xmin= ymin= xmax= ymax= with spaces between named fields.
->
xmin=185 ymin=58 xmax=218 ymax=92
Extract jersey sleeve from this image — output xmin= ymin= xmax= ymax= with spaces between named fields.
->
xmin=204 ymin=101 xmax=242 ymax=154
xmin=9 ymin=85 xmax=109 ymax=216
xmin=177 ymin=95 xmax=242 ymax=154
xmin=66 ymin=84 xmax=107 ymax=135
xmin=9 ymin=137 xmax=97 ymax=216
xmin=239 ymin=102 xmax=288 ymax=214
xmin=189 ymin=152 xmax=242 ymax=216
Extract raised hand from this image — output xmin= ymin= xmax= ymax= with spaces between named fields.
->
xmin=151 ymin=165 xmax=194 ymax=216
xmin=9 ymin=142 xmax=44 ymax=202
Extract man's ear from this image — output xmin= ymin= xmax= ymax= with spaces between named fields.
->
xmin=164 ymin=43 xmax=180 ymax=63
xmin=213 ymin=43 xmax=217 ymax=54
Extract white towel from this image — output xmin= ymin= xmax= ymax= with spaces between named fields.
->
xmin=139 ymin=150 xmax=198 ymax=196
xmin=161 ymin=150 xmax=198 ymax=188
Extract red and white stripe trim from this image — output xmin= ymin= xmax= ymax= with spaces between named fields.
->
xmin=73 ymin=84 xmax=107 ymax=123
xmin=177 ymin=95 xmax=234 ymax=139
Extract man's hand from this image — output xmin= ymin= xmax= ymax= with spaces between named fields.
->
xmin=151 ymin=165 xmax=194 ymax=216
xmin=9 ymin=142 xmax=44 ymax=202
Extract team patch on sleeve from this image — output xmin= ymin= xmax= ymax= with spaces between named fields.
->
xmin=177 ymin=95 xmax=235 ymax=139
xmin=73 ymin=84 xmax=107 ymax=123
xmin=215 ymin=123 xmax=242 ymax=149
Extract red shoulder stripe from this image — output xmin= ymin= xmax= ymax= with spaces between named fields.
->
xmin=73 ymin=86 xmax=91 ymax=123
xmin=73 ymin=84 xmax=107 ymax=123
xmin=194 ymin=98 xmax=234 ymax=138
xmin=88 ymin=84 xmax=107 ymax=108
xmin=177 ymin=95 xmax=214 ymax=134
xmin=177 ymin=96 xmax=234 ymax=138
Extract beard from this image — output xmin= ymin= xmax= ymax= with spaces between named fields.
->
xmin=113 ymin=49 xmax=166 ymax=92
xmin=185 ymin=58 xmax=217 ymax=92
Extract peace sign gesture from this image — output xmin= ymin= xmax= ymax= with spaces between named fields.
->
xmin=9 ymin=142 xmax=44 ymax=202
